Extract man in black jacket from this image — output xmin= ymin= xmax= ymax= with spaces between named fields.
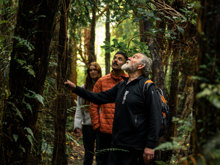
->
xmin=65 ymin=53 xmax=161 ymax=165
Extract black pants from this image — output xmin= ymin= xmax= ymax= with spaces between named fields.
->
xmin=96 ymin=131 xmax=112 ymax=165
xmin=107 ymin=146 xmax=145 ymax=165
xmin=82 ymin=125 xmax=97 ymax=165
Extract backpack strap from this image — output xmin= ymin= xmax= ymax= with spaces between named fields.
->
xmin=143 ymin=79 xmax=154 ymax=94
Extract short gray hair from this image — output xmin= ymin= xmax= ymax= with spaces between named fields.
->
xmin=139 ymin=53 xmax=152 ymax=77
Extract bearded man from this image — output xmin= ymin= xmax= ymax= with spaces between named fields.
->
xmin=65 ymin=53 xmax=161 ymax=165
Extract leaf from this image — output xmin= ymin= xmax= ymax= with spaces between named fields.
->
xmin=177 ymin=25 xmax=184 ymax=35
xmin=34 ymin=93 xmax=44 ymax=105
xmin=26 ymin=102 xmax=33 ymax=114
xmin=132 ymin=40 xmax=139 ymax=45
xmin=15 ymin=107 xmax=24 ymax=121
xmin=17 ymin=59 xmax=26 ymax=66
xmin=26 ymin=135 xmax=33 ymax=146
xmin=154 ymin=141 xmax=182 ymax=151
xmin=164 ymin=15 xmax=173 ymax=21
xmin=66 ymin=132 xmax=80 ymax=146
xmin=155 ymin=160 xmax=169 ymax=165
xmin=13 ymin=134 xmax=18 ymax=142
xmin=24 ymin=127 xmax=34 ymax=137
xmin=0 ymin=20 xmax=8 ymax=25
xmin=23 ymin=65 xmax=35 ymax=77
xmin=8 ymin=102 xmax=24 ymax=120
xmin=25 ymin=88 xmax=44 ymax=105
xmin=19 ymin=146 xmax=26 ymax=152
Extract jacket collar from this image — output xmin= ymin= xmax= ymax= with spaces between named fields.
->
xmin=122 ymin=74 xmax=147 ymax=83
xmin=110 ymin=70 xmax=127 ymax=81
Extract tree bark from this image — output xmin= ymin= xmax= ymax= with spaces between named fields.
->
xmin=68 ymin=37 xmax=77 ymax=105
xmin=193 ymin=0 xmax=220 ymax=154
xmin=105 ymin=5 xmax=110 ymax=74
xmin=0 ymin=0 xmax=60 ymax=164
xmin=0 ymin=0 xmax=14 ymax=125
xmin=88 ymin=4 xmax=96 ymax=63
xmin=139 ymin=19 xmax=166 ymax=91
xmin=52 ymin=0 xmax=70 ymax=164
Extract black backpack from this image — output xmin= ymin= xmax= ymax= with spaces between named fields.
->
xmin=143 ymin=80 xmax=169 ymax=137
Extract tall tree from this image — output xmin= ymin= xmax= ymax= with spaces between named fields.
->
xmin=105 ymin=5 xmax=111 ymax=74
xmin=193 ymin=0 xmax=220 ymax=154
xmin=0 ymin=0 xmax=60 ymax=164
xmin=88 ymin=2 xmax=97 ymax=63
xmin=0 ymin=0 xmax=15 ymax=121
xmin=52 ymin=0 xmax=70 ymax=164
xmin=68 ymin=37 xmax=77 ymax=104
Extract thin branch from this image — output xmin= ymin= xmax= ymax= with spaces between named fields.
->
xmin=149 ymin=0 xmax=185 ymax=19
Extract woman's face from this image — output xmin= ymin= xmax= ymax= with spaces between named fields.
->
xmin=89 ymin=65 xmax=99 ymax=79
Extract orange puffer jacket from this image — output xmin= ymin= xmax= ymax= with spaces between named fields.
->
xmin=89 ymin=71 xmax=127 ymax=134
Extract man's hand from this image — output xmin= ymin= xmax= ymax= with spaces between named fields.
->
xmin=143 ymin=147 xmax=154 ymax=164
xmin=64 ymin=80 xmax=76 ymax=89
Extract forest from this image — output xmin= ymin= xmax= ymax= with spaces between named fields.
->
xmin=0 ymin=0 xmax=219 ymax=164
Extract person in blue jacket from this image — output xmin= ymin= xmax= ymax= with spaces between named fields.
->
xmin=65 ymin=53 xmax=161 ymax=165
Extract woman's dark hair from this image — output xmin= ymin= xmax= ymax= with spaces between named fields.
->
xmin=83 ymin=62 xmax=102 ymax=107
xmin=84 ymin=62 xmax=102 ymax=91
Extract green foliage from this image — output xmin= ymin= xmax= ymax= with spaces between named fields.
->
xmin=197 ymin=83 xmax=220 ymax=109
xmin=8 ymin=101 xmax=24 ymax=121
xmin=101 ymin=37 xmax=150 ymax=57
xmin=101 ymin=18 xmax=150 ymax=56
xmin=41 ymin=138 xmax=53 ymax=163
xmin=76 ymin=62 xmax=86 ymax=86
xmin=199 ymin=134 xmax=220 ymax=164
xmin=25 ymin=89 xmax=44 ymax=106
xmin=13 ymin=134 xmax=18 ymax=142
xmin=95 ymin=147 xmax=129 ymax=156
xmin=13 ymin=36 xmax=34 ymax=51
xmin=176 ymin=25 xmax=184 ymax=35
xmin=24 ymin=127 xmax=35 ymax=147
xmin=155 ymin=160 xmax=169 ymax=165
xmin=179 ymin=1 xmax=200 ymax=24
xmin=155 ymin=141 xmax=184 ymax=151
xmin=155 ymin=116 xmax=193 ymax=164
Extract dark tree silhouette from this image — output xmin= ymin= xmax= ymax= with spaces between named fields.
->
xmin=0 ymin=0 xmax=60 ymax=164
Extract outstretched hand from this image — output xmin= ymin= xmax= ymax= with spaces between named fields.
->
xmin=64 ymin=80 xmax=76 ymax=89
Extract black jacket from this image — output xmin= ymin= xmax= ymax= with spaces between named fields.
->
xmin=73 ymin=75 xmax=161 ymax=149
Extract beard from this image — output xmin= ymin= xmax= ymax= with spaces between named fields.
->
xmin=121 ymin=62 xmax=137 ymax=73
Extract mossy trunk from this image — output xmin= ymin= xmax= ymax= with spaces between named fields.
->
xmin=0 ymin=0 xmax=60 ymax=164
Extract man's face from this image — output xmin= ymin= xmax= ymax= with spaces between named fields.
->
xmin=121 ymin=53 xmax=143 ymax=73
xmin=112 ymin=54 xmax=126 ymax=71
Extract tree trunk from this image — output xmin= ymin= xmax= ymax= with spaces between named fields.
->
xmin=193 ymin=0 xmax=220 ymax=155
xmin=84 ymin=28 xmax=91 ymax=63
xmin=52 ymin=0 xmax=70 ymax=164
xmin=0 ymin=0 xmax=14 ymax=126
xmin=0 ymin=0 xmax=60 ymax=164
xmin=105 ymin=5 xmax=110 ymax=74
xmin=168 ymin=42 xmax=180 ymax=138
xmin=139 ymin=19 xmax=166 ymax=91
xmin=68 ymin=37 xmax=77 ymax=105
xmin=88 ymin=4 xmax=96 ymax=63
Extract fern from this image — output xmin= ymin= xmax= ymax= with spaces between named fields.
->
xmin=13 ymin=36 xmax=34 ymax=51
xmin=95 ymin=148 xmax=129 ymax=156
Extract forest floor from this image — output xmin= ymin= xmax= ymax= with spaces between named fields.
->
xmin=67 ymin=133 xmax=97 ymax=165
xmin=68 ymin=134 xmax=84 ymax=165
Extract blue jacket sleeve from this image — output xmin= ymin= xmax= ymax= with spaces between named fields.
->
xmin=72 ymin=83 xmax=119 ymax=104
